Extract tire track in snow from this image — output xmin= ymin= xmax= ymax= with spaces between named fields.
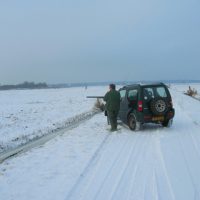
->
xmin=65 ymin=132 xmax=111 ymax=200
xmin=110 ymin=137 xmax=145 ymax=200
xmin=66 ymin=132 xmax=140 ymax=200
xmin=145 ymin=171 xmax=159 ymax=200
xmin=77 ymin=134 xmax=126 ymax=200
xmin=142 ymin=139 xmax=160 ymax=200
xmin=163 ymin=91 xmax=200 ymax=199
xmin=175 ymin=98 xmax=200 ymax=160
xmin=127 ymin=135 xmax=151 ymax=200
xmin=111 ymin=134 xmax=149 ymax=200
xmin=129 ymin=134 xmax=170 ymax=200
xmin=186 ymin=127 xmax=200 ymax=162
xmin=153 ymin=137 xmax=176 ymax=200
xmin=94 ymin=134 xmax=141 ymax=200
xmin=177 ymin=133 xmax=200 ymax=199
xmin=67 ymin=132 xmax=166 ymax=200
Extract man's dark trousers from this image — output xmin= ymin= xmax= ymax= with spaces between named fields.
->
xmin=108 ymin=110 xmax=118 ymax=130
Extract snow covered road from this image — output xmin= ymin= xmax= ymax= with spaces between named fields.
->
xmin=0 ymin=87 xmax=200 ymax=200
xmin=67 ymin=93 xmax=200 ymax=200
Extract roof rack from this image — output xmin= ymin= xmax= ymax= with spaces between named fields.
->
xmin=121 ymin=82 xmax=164 ymax=89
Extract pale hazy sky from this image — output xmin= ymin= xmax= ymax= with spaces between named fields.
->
xmin=0 ymin=0 xmax=200 ymax=84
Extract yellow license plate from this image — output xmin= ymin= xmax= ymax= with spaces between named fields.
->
xmin=152 ymin=116 xmax=164 ymax=121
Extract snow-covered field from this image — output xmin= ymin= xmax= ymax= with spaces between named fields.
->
xmin=172 ymin=83 xmax=200 ymax=99
xmin=0 ymin=86 xmax=106 ymax=152
xmin=0 ymin=84 xmax=200 ymax=200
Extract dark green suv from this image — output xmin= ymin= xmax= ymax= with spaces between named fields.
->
xmin=118 ymin=83 xmax=175 ymax=130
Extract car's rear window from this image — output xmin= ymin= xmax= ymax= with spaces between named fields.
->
xmin=156 ymin=87 xmax=167 ymax=98
xmin=143 ymin=86 xmax=167 ymax=101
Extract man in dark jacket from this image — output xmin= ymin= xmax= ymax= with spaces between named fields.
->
xmin=104 ymin=84 xmax=120 ymax=131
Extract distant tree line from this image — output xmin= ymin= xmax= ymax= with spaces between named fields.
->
xmin=0 ymin=81 xmax=48 ymax=90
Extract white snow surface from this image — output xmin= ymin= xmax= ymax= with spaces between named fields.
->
xmin=171 ymin=83 xmax=200 ymax=100
xmin=0 ymin=84 xmax=200 ymax=200
xmin=0 ymin=86 xmax=106 ymax=152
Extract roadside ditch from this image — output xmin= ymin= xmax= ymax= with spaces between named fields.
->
xmin=0 ymin=108 xmax=101 ymax=164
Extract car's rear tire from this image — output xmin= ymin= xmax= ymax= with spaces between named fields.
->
xmin=128 ymin=114 xmax=141 ymax=131
xmin=162 ymin=119 xmax=173 ymax=127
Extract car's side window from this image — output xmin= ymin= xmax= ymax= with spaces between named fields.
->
xmin=120 ymin=90 xmax=126 ymax=101
xmin=128 ymin=89 xmax=138 ymax=101
xmin=156 ymin=87 xmax=167 ymax=97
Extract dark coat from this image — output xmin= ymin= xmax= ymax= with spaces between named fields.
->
xmin=104 ymin=89 xmax=120 ymax=112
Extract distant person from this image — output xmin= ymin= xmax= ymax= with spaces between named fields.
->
xmin=104 ymin=84 xmax=120 ymax=131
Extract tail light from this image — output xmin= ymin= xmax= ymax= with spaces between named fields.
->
xmin=138 ymin=101 xmax=143 ymax=112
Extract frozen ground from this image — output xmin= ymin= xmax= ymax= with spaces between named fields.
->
xmin=0 ymin=84 xmax=200 ymax=200
xmin=0 ymin=86 xmax=106 ymax=152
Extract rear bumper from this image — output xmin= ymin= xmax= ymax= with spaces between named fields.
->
xmin=141 ymin=108 xmax=175 ymax=123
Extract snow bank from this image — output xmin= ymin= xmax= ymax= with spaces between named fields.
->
xmin=171 ymin=83 xmax=200 ymax=100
